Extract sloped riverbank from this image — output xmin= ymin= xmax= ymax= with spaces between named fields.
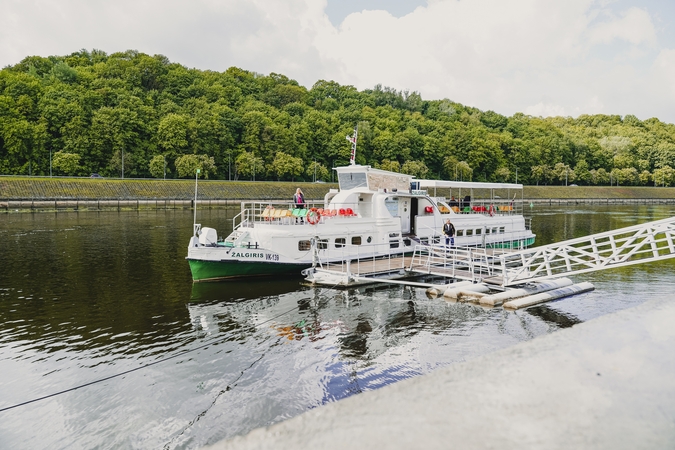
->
xmin=2 ymin=176 xmax=675 ymax=211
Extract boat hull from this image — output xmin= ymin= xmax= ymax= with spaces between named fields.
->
xmin=188 ymin=258 xmax=310 ymax=282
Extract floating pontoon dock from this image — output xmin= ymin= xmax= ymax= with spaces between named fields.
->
xmin=304 ymin=216 xmax=675 ymax=309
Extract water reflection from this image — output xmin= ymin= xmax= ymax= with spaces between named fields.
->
xmin=525 ymin=305 xmax=583 ymax=328
xmin=2 ymin=205 xmax=675 ymax=449
xmin=190 ymin=278 xmax=303 ymax=303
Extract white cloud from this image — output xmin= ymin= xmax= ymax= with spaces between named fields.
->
xmin=587 ymin=7 xmax=658 ymax=46
xmin=0 ymin=0 xmax=674 ymax=123
xmin=524 ymin=102 xmax=568 ymax=118
xmin=652 ymin=48 xmax=675 ymax=98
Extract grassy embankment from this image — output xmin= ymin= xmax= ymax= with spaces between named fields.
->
xmin=2 ymin=177 xmax=675 ymax=203
xmin=0 ymin=177 xmax=334 ymax=201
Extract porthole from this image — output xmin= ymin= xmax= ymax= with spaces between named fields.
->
xmin=367 ymin=236 xmax=372 ymax=243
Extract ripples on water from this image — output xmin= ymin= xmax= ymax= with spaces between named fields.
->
xmin=1 ymin=206 xmax=674 ymax=449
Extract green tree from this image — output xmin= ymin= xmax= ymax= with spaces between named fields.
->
xmin=574 ymin=159 xmax=591 ymax=185
xmin=157 ymin=113 xmax=192 ymax=154
xmin=235 ymin=151 xmax=264 ymax=180
xmin=590 ymin=168 xmax=610 ymax=185
xmin=494 ymin=166 xmax=510 ymax=182
xmin=456 ymin=161 xmax=473 ymax=181
xmin=653 ymin=166 xmax=675 ymax=187
xmin=305 ymin=160 xmax=330 ymax=182
xmin=377 ymin=159 xmax=400 ymax=172
xmin=149 ymin=154 xmax=169 ymax=178
xmin=271 ymin=152 xmax=303 ymax=181
xmin=401 ymin=160 xmax=429 ymax=178
xmin=175 ymin=154 xmax=216 ymax=178
xmin=531 ymin=165 xmax=550 ymax=185
xmin=52 ymin=151 xmax=81 ymax=175
xmin=639 ymin=170 xmax=651 ymax=186
xmin=552 ymin=162 xmax=575 ymax=185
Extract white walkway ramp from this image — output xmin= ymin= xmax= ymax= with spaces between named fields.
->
xmin=408 ymin=216 xmax=675 ymax=287
xmin=488 ymin=216 xmax=675 ymax=286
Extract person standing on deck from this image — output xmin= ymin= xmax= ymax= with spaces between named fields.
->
xmin=294 ymin=188 xmax=306 ymax=209
xmin=294 ymin=188 xmax=306 ymax=223
xmin=443 ymin=219 xmax=455 ymax=247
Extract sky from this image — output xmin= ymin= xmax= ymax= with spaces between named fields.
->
xmin=1 ymin=0 xmax=674 ymax=124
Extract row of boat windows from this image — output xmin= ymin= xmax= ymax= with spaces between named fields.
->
xmin=296 ymin=227 xmax=506 ymax=251
xmin=298 ymin=236 xmax=372 ymax=251
xmin=458 ymin=226 xmax=506 ymax=237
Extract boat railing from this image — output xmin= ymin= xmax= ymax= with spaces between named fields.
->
xmin=444 ymin=198 xmax=524 ymax=216
xmin=408 ymin=244 xmax=495 ymax=282
xmin=233 ymin=201 xmax=365 ymax=229
xmin=313 ymin=241 xmax=407 ymax=275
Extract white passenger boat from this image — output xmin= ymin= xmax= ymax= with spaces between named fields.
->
xmin=186 ymin=166 xmax=535 ymax=282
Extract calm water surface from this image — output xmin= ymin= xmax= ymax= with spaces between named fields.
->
xmin=1 ymin=205 xmax=675 ymax=449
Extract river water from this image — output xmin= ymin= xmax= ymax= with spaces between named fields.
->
xmin=1 ymin=204 xmax=674 ymax=449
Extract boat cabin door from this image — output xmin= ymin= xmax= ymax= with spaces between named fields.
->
xmin=400 ymin=198 xmax=411 ymax=234
xmin=409 ymin=197 xmax=418 ymax=235
xmin=385 ymin=197 xmax=411 ymax=234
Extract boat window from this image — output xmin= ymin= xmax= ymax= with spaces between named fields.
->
xmin=437 ymin=201 xmax=451 ymax=213
xmin=335 ymin=238 xmax=346 ymax=248
xmin=476 ymin=229 xmax=482 ymax=235
xmin=466 ymin=229 xmax=473 ymax=236
xmin=338 ymin=172 xmax=368 ymax=190
xmin=385 ymin=199 xmax=399 ymax=217
xmin=389 ymin=240 xmax=399 ymax=249
xmin=420 ymin=237 xmax=428 ymax=245
xmin=485 ymin=228 xmax=491 ymax=234
xmin=456 ymin=230 xmax=463 ymax=237
xmin=431 ymin=236 xmax=441 ymax=245
xmin=318 ymin=239 xmax=328 ymax=250
xmin=352 ymin=236 xmax=362 ymax=245
xmin=298 ymin=240 xmax=311 ymax=251
xmin=492 ymin=228 xmax=498 ymax=234
xmin=499 ymin=226 xmax=505 ymax=233
xmin=367 ymin=236 xmax=372 ymax=243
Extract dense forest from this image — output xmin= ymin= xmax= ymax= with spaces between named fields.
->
xmin=2 ymin=49 xmax=675 ymax=186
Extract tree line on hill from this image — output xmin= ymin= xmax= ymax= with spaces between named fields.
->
xmin=2 ymin=49 xmax=675 ymax=186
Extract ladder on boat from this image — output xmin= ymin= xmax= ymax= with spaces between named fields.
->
xmin=410 ymin=216 xmax=675 ymax=286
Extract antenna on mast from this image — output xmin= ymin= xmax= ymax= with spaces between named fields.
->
xmin=346 ymin=125 xmax=358 ymax=166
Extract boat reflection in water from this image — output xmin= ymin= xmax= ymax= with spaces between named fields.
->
xmin=185 ymin=278 xmax=586 ymax=397
xmin=189 ymin=278 xmax=303 ymax=303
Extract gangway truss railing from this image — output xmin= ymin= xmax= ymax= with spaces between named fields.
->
xmin=493 ymin=216 xmax=675 ymax=286
xmin=408 ymin=244 xmax=496 ymax=283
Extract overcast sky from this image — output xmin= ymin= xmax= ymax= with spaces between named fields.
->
xmin=1 ymin=0 xmax=674 ymax=124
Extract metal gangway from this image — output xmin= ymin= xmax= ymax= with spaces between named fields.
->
xmin=409 ymin=216 xmax=675 ymax=287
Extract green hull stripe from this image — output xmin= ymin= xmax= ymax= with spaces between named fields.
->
xmin=188 ymin=258 xmax=310 ymax=281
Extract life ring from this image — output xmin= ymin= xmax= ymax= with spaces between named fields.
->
xmin=307 ymin=210 xmax=320 ymax=225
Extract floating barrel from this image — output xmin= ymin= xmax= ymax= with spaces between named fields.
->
xmin=443 ymin=283 xmax=490 ymax=300
xmin=479 ymin=278 xmax=574 ymax=307
xmin=503 ymin=282 xmax=595 ymax=310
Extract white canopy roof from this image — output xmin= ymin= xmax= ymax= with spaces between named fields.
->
xmin=416 ymin=179 xmax=523 ymax=190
